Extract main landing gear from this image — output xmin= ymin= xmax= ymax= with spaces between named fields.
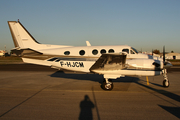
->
xmin=162 ymin=69 xmax=169 ymax=87
xmin=102 ymin=78 xmax=114 ymax=91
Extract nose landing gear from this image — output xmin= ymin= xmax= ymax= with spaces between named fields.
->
xmin=162 ymin=69 xmax=169 ymax=87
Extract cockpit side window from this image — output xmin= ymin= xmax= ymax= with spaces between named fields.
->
xmin=122 ymin=49 xmax=129 ymax=54
xmin=130 ymin=50 xmax=135 ymax=54
xmin=131 ymin=47 xmax=138 ymax=53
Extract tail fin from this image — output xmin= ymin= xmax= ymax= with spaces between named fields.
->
xmin=8 ymin=21 xmax=40 ymax=49
xmin=8 ymin=20 xmax=72 ymax=52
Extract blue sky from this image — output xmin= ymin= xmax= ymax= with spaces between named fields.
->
xmin=0 ymin=0 xmax=180 ymax=53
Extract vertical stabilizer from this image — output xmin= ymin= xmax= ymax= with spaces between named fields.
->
xmin=8 ymin=21 xmax=40 ymax=49
xmin=8 ymin=20 xmax=72 ymax=52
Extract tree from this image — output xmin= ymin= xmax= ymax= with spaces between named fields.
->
xmin=153 ymin=49 xmax=160 ymax=54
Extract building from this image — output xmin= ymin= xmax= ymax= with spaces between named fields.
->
xmin=166 ymin=53 xmax=180 ymax=59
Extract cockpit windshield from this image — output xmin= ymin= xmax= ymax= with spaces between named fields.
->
xmin=131 ymin=47 xmax=139 ymax=54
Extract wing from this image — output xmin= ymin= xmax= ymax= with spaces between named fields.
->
xmin=90 ymin=53 xmax=127 ymax=73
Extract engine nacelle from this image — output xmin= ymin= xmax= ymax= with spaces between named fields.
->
xmin=126 ymin=59 xmax=163 ymax=70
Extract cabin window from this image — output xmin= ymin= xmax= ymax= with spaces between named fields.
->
xmin=79 ymin=50 xmax=85 ymax=56
xmin=100 ymin=49 xmax=106 ymax=54
xmin=92 ymin=49 xmax=98 ymax=55
xmin=122 ymin=49 xmax=129 ymax=54
xmin=64 ymin=51 xmax=70 ymax=55
xmin=108 ymin=49 xmax=114 ymax=53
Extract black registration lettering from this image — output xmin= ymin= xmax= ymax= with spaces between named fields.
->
xmin=79 ymin=62 xmax=84 ymax=67
xmin=72 ymin=62 xmax=76 ymax=67
xmin=60 ymin=61 xmax=84 ymax=67
xmin=66 ymin=62 xmax=71 ymax=67
xmin=60 ymin=61 xmax=64 ymax=67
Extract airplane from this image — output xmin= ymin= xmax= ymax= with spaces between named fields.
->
xmin=8 ymin=20 xmax=172 ymax=91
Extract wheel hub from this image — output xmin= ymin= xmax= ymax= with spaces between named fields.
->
xmin=105 ymin=83 xmax=111 ymax=89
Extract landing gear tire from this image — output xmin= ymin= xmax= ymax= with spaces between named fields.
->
xmin=163 ymin=80 xmax=169 ymax=87
xmin=102 ymin=80 xmax=113 ymax=91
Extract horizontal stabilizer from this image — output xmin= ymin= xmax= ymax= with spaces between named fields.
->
xmin=11 ymin=48 xmax=42 ymax=56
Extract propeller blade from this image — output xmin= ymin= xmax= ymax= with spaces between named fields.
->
xmin=163 ymin=46 xmax=165 ymax=63
xmin=152 ymin=49 xmax=153 ymax=56
xmin=162 ymin=46 xmax=173 ymax=69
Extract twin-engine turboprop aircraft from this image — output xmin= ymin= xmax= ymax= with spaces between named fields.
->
xmin=8 ymin=20 xmax=172 ymax=90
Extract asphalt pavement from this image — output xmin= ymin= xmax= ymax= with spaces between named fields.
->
xmin=0 ymin=64 xmax=180 ymax=120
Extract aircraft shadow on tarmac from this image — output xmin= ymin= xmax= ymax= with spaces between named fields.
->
xmin=50 ymin=71 xmax=180 ymax=119
xmin=158 ymin=105 xmax=180 ymax=119
xmin=50 ymin=71 xmax=104 ymax=83
xmin=50 ymin=71 xmax=141 ymax=84
xmin=135 ymin=81 xmax=180 ymax=119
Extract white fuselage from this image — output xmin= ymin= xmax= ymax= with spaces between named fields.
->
xmin=9 ymin=21 xmax=167 ymax=79
xmin=22 ymin=45 xmax=163 ymax=77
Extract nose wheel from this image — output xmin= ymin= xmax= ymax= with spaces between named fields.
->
xmin=163 ymin=79 xmax=169 ymax=87
xmin=102 ymin=78 xmax=114 ymax=91
xmin=162 ymin=69 xmax=170 ymax=87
